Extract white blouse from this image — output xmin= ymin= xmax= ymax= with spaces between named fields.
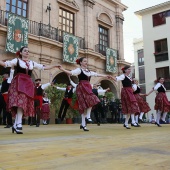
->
xmin=132 ymin=84 xmax=140 ymax=91
xmin=4 ymin=58 xmax=44 ymax=70
xmin=71 ymin=68 xmax=98 ymax=77
xmin=116 ymin=74 xmax=132 ymax=81
xmin=154 ymin=83 xmax=166 ymax=91
xmin=43 ymin=97 xmax=51 ymax=104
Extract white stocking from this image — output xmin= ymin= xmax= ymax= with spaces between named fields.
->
xmin=131 ymin=114 xmax=136 ymax=124
xmin=139 ymin=112 xmax=144 ymax=120
xmin=156 ymin=110 xmax=161 ymax=124
xmin=86 ymin=107 xmax=92 ymax=119
xmin=135 ymin=115 xmax=139 ymax=123
xmin=81 ymin=114 xmax=86 ymax=127
xmin=161 ymin=112 xmax=167 ymax=121
xmin=16 ymin=107 xmax=23 ymax=128
xmin=13 ymin=114 xmax=18 ymax=129
xmin=125 ymin=114 xmax=130 ymax=126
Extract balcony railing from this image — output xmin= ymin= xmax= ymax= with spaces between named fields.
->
xmin=95 ymin=44 xmax=107 ymax=56
xmin=0 ymin=10 xmax=85 ymax=49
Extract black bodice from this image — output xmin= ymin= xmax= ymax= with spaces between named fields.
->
xmin=43 ymin=99 xmax=49 ymax=103
xmin=133 ymin=86 xmax=141 ymax=94
xmin=35 ymin=86 xmax=43 ymax=96
xmin=92 ymin=89 xmax=98 ymax=97
xmin=157 ymin=85 xmax=166 ymax=93
xmin=78 ymin=69 xmax=91 ymax=81
xmin=15 ymin=59 xmax=32 ymax=76
xmin=122 ymin=76 xmax=132 ymax=87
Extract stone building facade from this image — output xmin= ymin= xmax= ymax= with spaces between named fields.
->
xmin=0 ymin=0 xmax=129 ymax=122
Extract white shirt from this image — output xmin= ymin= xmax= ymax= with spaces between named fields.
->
xmin=154 ymin=83 xmax=166 ymax=91
xmin=132 ymin=84 xmax=140 ymax=91
xmin=71 ymin=68 xmax=98 ymax=77
xmin=41 ymin=83 xmax=51 ymax=90
xmin=7 ymin=69 xmax=15 ymax=84
xmin=56 ymin=87 xmax=76 ymax=93
xmin=5 ymin=58 xmax=44 ymax=70
xmin=116 ymin=74 xmax=132 ymax=82
xmin=43 ymin=97 xmax=51 ymax=104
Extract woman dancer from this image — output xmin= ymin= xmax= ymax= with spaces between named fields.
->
xmin=59 ymin=57 xmax=109 ymax=131
xmin=147 ymin=77 xmax=170 ymax=127
xmin=132 ymin=78 xmax=151 ymax=126
xmin=41 ymin=93 xmax=51 ymax=125
xmin=110 ymin=65 xmax=140 ymax=129
xmin=0 ymin=46 xmax=58 ymax=134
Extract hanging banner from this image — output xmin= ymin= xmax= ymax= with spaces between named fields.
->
xmin=106 ymin=47 xmax=117 ymax=73
xmin=6 ymin=13 xmax=28 ymax=53
xmin=63 ymin=33 xmax=79 ymax=63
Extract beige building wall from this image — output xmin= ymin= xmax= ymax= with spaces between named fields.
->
xmin=135 ymin=1 xmax=170 ymax=120
xmin=0 ymin=0 xmax=129 ymax=122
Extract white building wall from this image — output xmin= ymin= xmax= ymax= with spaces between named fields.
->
xmin=141 ymin=5 xmax=170 ymax=118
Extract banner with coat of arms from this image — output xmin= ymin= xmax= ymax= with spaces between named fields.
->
xmin=6 ymin=13 xmax=28 ymax=53
xmin=106 ymin=47 xmax=117 ymax=73
xmin=63 ymin=33 xmax=79 ymax=63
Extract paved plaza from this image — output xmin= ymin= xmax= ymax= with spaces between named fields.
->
xmin=0 ymin=124 xmax=170 ymax=170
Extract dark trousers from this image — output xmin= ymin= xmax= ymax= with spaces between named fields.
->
xmin=58 ymin=99 xmax=70 ymax=121
xmin=2 ymin=100 xmax=12 ymax=125
xmin=93 ymin=104 xmax=100 ymax=123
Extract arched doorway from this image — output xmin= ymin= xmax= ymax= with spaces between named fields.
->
xmin=53 ymin=72 xmax=78 ymax=85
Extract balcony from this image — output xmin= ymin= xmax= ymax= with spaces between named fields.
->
xmin=0 ymin=9 xmax=85 ymax=49
xmin=95 ymin=44 xmax=106 ymax=56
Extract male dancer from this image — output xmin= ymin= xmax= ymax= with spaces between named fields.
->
xmin=1 ymin=68 xmax=14 ymax=128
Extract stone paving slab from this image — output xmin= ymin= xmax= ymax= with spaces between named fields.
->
xmin=0 ymin=124 xmax=170 ymax=170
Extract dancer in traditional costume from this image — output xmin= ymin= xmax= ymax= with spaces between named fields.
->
xmin=41 ymin=93 xmax=51 ymax=125
xmin=59 ymin=57 xmax=109 ymax=131
xmin=1 ymin=68 xmax=14 ymax=128
xmin=132 ymin=78 xmax=151 ymax=126
xmin=147 ymin=77 xmax=170 ymax=127
xmin=110 ymin=65 xmax=140 ymax=129
xmin=54 ymin=83 xmax=76 ymax=122
xmin=0 ymin=46 xmax=59 ymax=134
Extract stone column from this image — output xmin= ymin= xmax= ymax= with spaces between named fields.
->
xmin=84 ymin=0 xmax=95 ymax=50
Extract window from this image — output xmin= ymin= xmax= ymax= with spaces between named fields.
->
xmin=6 ymin=0 xmax=28 ymax=18
xmin=138 ymin=49 xmax=144 ymax=66
xmin=156 ymin=67 xmax=169 ymax=79
xmin=139 ymin=66 xmax=145 ymax=84
xmin=59 ymin=8 xmax=74 ymax=34
xmin=156 ymin=67 xmax=170 ymax=90
xmin=154 ymin=39 xmax=168 ymax=62
xmin=153 ymin=12 xmax=166 ymax=27
xmin=139 ymin=84 xmax=146 ymax=101
xmin=99 ymin=25 xmax=109 ymax=55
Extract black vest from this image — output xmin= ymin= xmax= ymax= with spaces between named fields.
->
xmin=15 ymin=59 xmax=33 ymax=76
xmin=43 ymin=99 xmax=49 ymax=103
xmin=122 ymin=76 xmax=132 ymax=87
xmin=1 ymin=79 xmax=9 ymax=93
xmin=35 ymin=85 xmax=43 ymax=96
xmin=133 ymin=86 xmax=141 ymax=94
xmin=78 ymin=69 xmax=91 ymax=81
xmin=157 ymin=85 xmax=166 ymax=93
xmin=64 ymin=88 xmax=73 ymax=98
xmin=92 ymin=89 xmax=98 ymax=97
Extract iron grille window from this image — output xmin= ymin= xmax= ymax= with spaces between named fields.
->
xmin=6 ymin=0 xmax=28 ymax=18
xmin=59 ymin=8 xmax=74 ymax=35
xmin=99 ymin=25 xmax=109 ymax=54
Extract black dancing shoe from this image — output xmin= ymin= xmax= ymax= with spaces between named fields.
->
xmin=4 ymin=125 xmax=12 ymax=128
xmin=80 ymin=125 xmax=83 ymax=129
xmin=123 ymin=124 xmax=131 ymax=129
xmin=16 ymin=127 xmax=23 ymax=130
xmin=12 ymin=127 xmax=23 ymax=134
xmin=82 ymin=126 xmax=89 ymax=131
xmin=36 ymin=123 xmax=40 ymax=127
xmin=131 ymin=123 xmax=140 ymax=127
xmin=97 ymin=122 xmax=100 ymax=126
xmin=135 ymin=123 xmax=141 ymax=127
xmin=160 ymin=119 xmax=166 ymax=124
xmin=85 ymin=118 xmax=93 ymax=124
xmin=155 ymin=122 xmax=162 ymax=127
xmin=138 ymin=118 xmax=143 ymax=123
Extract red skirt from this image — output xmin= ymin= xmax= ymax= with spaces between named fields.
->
xmin=121 ymin=87 xmax=140 ymax=114
xmin=154 ymin=92 xmax=170 ymax=112
xmin=76 ymin=80 xmax=100 ymax=114
xmin=8 ymin=73 xmax=35 ymax=117
xmin=41 ymin=104 xmax=50 ymax=120
xmin=134 ymin=93 xmax=151 ymax=114
xmin=2 ymin=93 xmax=8 ymax=104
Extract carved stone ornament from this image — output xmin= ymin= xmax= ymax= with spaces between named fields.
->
xmin=84 ymin=0 xmax=95 ymax=8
